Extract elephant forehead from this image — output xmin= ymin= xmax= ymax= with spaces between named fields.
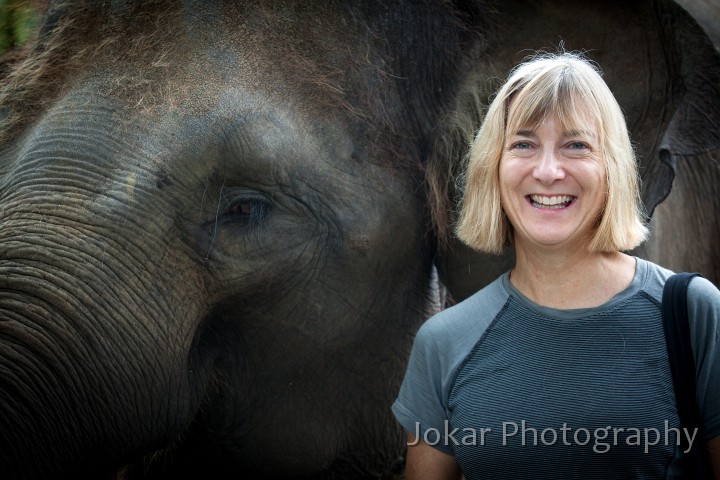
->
xmin=1 ymin=1 xmax=449 ymax=194
xmin=30 ymin=4 xmax=403 ymax=179
xmin=173 ymin=87 xmax=356 ymax=162
xmin=78 ymin=2 xmax=382 ymax=132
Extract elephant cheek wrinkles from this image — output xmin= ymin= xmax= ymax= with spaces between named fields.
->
xmin=0 ymin=233 xmax=212 ymax=474
xmin=0 ymin=170 xmax=214 ymax=477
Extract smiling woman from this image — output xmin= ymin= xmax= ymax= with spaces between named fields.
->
xmin=393 ymin=52 xmax=720 ymax=480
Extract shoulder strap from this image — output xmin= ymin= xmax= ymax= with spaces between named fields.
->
xmin=662 ymin=272 xmax=710 ymax=479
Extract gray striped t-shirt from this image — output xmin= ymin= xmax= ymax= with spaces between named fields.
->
xmin=392 ymin=257 xmax=720 ymax=479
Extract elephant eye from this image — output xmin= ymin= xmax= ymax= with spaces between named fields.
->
xmin=202 ymin=189 xmax=271 ymax=230
xmin=223 ymin=197 xmax=271 ymax=227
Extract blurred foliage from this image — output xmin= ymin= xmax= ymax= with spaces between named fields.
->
xmin=0 ymin=0 xmax=41 ymax=55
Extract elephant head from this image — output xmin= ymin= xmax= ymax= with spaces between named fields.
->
xmin=1 ymin=1 xmax=719 ymax=479
xmin=0 ymin=2 xmax=498 ymax=478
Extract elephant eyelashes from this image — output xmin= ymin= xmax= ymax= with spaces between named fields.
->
xmin=220 ymin=196 xmax=271 ymax=228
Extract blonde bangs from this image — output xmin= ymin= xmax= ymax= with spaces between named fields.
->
xmin=505 ymin=65 xmax=604 ymax=142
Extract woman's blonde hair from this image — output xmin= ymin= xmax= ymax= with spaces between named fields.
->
xmin=456 ymin=52 xmax=648 ymax=254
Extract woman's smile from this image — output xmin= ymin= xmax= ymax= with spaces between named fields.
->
xmin=527 ymin=194 xmax=577 ymax=209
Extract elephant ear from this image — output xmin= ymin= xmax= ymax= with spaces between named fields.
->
xmin=647 ymin=0 xmax=720 ymax=217
xmin=434 ymin=0 xmax=720 ymax=302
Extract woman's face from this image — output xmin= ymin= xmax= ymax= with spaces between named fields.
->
xmin=498 ymin=110 xmax=607 ymax=254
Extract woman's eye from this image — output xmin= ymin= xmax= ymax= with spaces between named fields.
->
xmin=512 ymin=141 xmax=532 ymax=150
xmin=568 ymin=141 xmax=589 ymax=150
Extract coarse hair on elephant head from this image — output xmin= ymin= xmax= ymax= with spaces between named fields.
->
xmin=0 ymin=0 xmax=491 ymax=179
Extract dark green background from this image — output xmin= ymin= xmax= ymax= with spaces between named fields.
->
xmin=0 ymin=0 xmax=40 ymax=55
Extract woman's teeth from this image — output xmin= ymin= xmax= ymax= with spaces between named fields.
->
xmin=529 ymin=194 xmax=574 ymax=209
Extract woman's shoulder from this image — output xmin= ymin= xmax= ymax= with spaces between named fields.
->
xmin=635 ymin=257 xmax=719 ymax=305
xmin=415 ymin=274 xmax=511 ymax=351
xmin=686 ymin=274 xmax=720 ymax=325
xmin=635 ymin=258 xmax=719 ymax=345
xmin=687 ymin=275 xmax=720 ymax=301
xmin=633 ymin=257 xmax=674 ymax=302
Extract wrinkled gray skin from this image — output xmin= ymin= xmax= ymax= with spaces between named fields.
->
xmin=0 ymin=1 xmax=719 ymax=479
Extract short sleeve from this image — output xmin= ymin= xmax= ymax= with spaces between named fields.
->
xmin=391 ymin=275 xmax=510 ymax=455
xmin=391 ymin=319 xmax=455 ymax=454
xmin=687 ymin=276 xmax=720 ymax=439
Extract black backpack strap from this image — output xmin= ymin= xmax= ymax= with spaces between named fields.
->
xmin=662 ymin=272 xmax=710 ymax=478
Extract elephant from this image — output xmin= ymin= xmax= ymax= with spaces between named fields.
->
xmin=0 ymin=1 xmax=719 ymax=479
xmin=675 ymin=0 xmax=720 ymax=48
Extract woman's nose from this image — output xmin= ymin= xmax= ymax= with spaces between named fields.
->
xmin=532 ymin=149 xmax=565 ymax=184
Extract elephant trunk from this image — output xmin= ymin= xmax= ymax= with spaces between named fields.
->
xmin=0 ymin=108 xmax=212 ymax=478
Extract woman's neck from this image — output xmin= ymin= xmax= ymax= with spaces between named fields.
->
xmin=509 ymin=246 xmax=636 ymax=309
